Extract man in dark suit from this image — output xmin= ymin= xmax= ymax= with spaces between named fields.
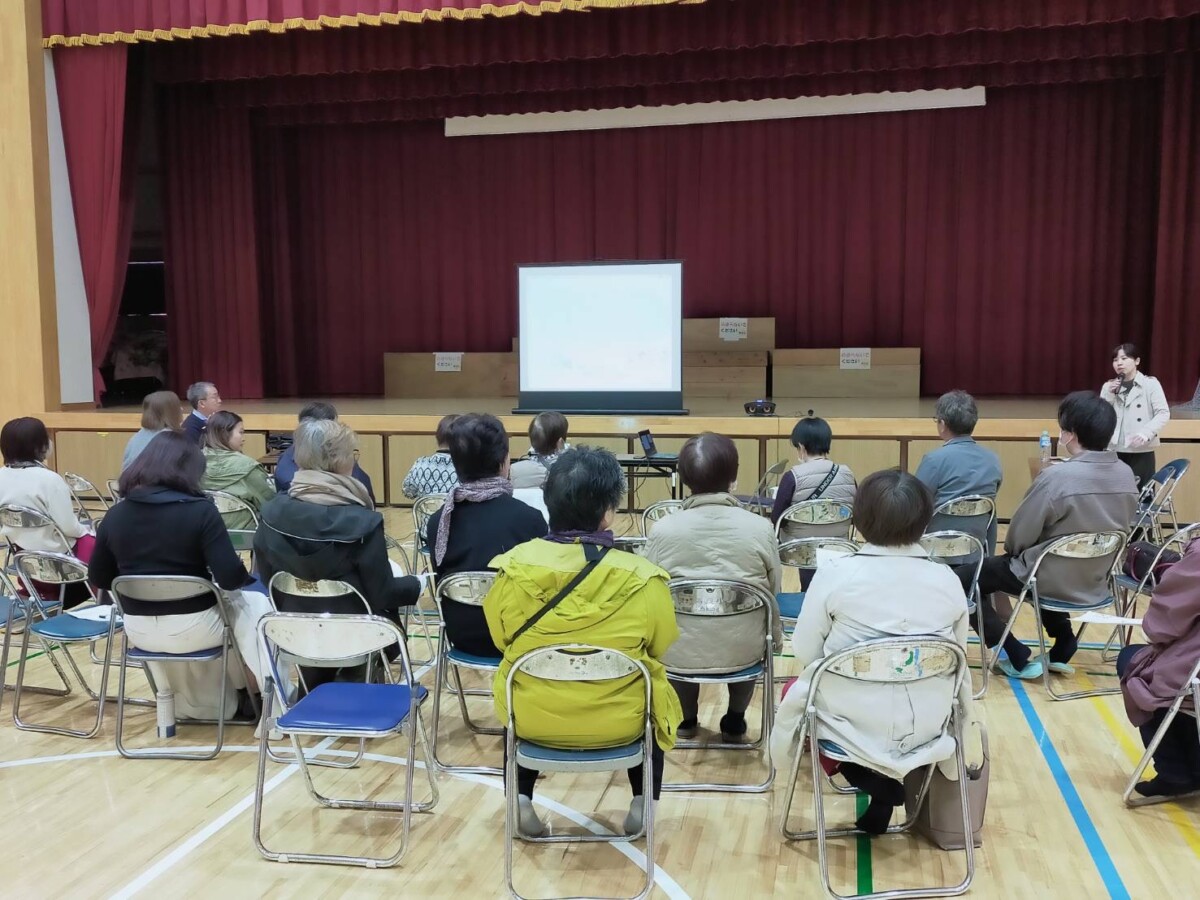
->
xmin=183 ymin=381 xmax=221 ymax=444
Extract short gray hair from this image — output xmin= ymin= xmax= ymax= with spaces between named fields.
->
xmin=293 ymin=419 xmax=358 ymax=473
xmin=186 ymin=382 xmax=216 ymax=409
xmin=936 ymin=390 xmax=979 ymax=436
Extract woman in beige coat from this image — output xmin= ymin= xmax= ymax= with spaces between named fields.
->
xmin=1102 ymin=342 xmax=1170 ymax=488
xmin=645 ymin=433 xmax=782 ymax=742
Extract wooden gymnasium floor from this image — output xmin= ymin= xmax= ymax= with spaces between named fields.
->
xmin=1 ymin=511 xmax=1196 ymax=899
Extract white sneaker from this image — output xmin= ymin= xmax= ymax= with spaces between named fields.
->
xmin=517 ymin=796 xmax=546 ymax=837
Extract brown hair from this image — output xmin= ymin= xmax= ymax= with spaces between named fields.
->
xmin=435 ymin=414 xmax=460 ymax=449
xmin=141 ymin=390 xmax=183 ymax=432
xmin=0 ymin=417 xmax=51 ymax=465
xmin=852 ymin=469 xmax=933 ymax=547
xmin=203 ymin=410 xmax=244 ymax=452
xmin=529 ymin=411 xmax=569 ymax=456
xmin=119 ymin=431 xmax=206 ymax=497
xmin=678 ymin=432 xmax=739 ymax=495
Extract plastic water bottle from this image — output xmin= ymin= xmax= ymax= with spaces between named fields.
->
xmin=156 ymin=690 xmax=176 ymax=739
xmin=1039 ymin=430 xmax=1052 ymax=464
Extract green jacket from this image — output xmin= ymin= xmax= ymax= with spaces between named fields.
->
xmin=201 ymin=448 xmax=275 ymax=531
xmin=484 ymin=539 xmax=682 ymax=751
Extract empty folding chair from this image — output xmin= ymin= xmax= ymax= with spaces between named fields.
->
xmin=735 ymin=459 xmax=789 ymax=516
xmin=774 ymin=498 xmax=854 ymax=542
xmin=0 ymin=565 xmax=61 ymax=703
xmin=204 ymin=490 xmax=258 ymax=556
xmin=429 ymin=571 xmax=502 ymax=774
xmin=504 ymin=644 xmax=656 ymax=900
xmin=640 ymin=499 xmax=682 ymax=536
xmin=920 ymin=530 xmax=989 ymax=699
xmin=63 ymin=472 xmax=110 ymax=526
xmin=776 ymin=537 xmax=859 ymax=633
xmin=10 ymin=552 xmax=118 ymax=738
xmin=252 ymin=611 xmax=438 ymax=868
xmin=109 ymin=575 xmax=246 ymax=760
xmin=1132 ymin=459 xmax=1190 ymax=543
xmin=1123 ymin=653 xmax=1200 ymax=808
xmin=662 ymin=579 xmax=777 ymax=792
xmin=929 ymin=494 xmax=996 ymax=553
xmin=410 ymin=493 xmax=447 ymax=574
xmin=779 ymin=636 xmax=974 ymax=899
xmin=989 ymin=530 xmax=1128 ymax=701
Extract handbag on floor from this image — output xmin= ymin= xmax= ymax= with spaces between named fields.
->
xmin=903 ymin=724 xmax=989 ymax=850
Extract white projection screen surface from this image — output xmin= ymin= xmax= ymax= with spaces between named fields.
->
xmin=516 ymin=261 xmax=685 ymax=413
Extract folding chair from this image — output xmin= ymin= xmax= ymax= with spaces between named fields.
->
xmin=920 ymin=530 xmax=989 ymax=699
xmin=429 ymin=571 xmax=502 ymax=774
xmin=1122 ymin=653 xmax=1200 ymax=808
xmin=504 ymin=644 xmax=655 ymax=900
xmin=410 ymin=493 xmax=448 ymax=574
xmin=109 ymin=575 xmax=249 ymax=759
xmin=0 ymin=503 xmax=77 ymax=578
xmin=205 ymin=490 xmax=258 ymax=555
xmin=1110 ymin=522 xmax=1200 ymax=657
xmin=1132 ymin=459 xmax=1190 ymax=543
xmin=988 ymin=530 xmax=1128 ymax=701
xmin=775 ymin=537 xmax=859 ymax=631
xmin=10 ymin=552 xmax=118 ymax=738
xmin=63 ymin=472 xmax=110 ymax=526
xmin=779 ymin=636 xmax=974 ymax=900
xmin=384 ymin=532 xmax=436 ymax=667
xmin=929 ymin=494 xmax=996 ymax=553
xmin=105 ymin=480 xmax=122 ymax=504
xmin=662 ymin=579 xmax=776 ymax=792
xmin=640 ymin=499 xmax=682 ymax=536
xmin=252 ymin=612 xmax=439 ymax=868
xmin=736 ymin=459 xmax=789 ymax=516
xmin=613 ymin=536 xmax=648 ymax=556
xmin=775 ymin=498 xmax=854 ymax=541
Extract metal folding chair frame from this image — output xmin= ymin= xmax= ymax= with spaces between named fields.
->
xmin=774 ymin=499 xmax=854 ymax=541
xmin=63 ymin=472 xmax=110 ymax=526
xmin=1122 ymin=655 xmax=1200 ymax=808
xmin=1132 ymin=459 xmax=1190 ymax=543
xmin=640 ymin=499 xmax=682 ymax=536
xmin=920 ymin=530 xmax=989 ymax=700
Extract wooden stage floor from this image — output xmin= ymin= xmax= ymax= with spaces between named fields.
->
xmin=1 ymin=512 xmax=1197 ymax=899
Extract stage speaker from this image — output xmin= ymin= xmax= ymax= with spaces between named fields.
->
xmin=744 ymin=399 xmax=776 ymax=417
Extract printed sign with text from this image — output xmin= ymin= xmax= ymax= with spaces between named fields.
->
xmin=719 ymin=317 xmax=749 ymax=341
xmin=839 ymin=348 xmax=872 ymax=370
xmin=434 ymin=352 xmax=463 ymax=372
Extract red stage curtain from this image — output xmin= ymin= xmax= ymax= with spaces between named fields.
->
xmin=162 ymin=100 xmax=264 ymax=398
xmin=54 ymin=45 xmax=138 ymax=401
xmin=1151 ymin=54 xmax=1200 ymax=400
xmin=230 ymin=81 xmax=1159 ymax=398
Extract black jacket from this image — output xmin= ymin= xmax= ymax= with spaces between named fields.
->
xmin=254 ymin=493 xmax=419 ymax=615
xmin=183 ymin=412 xmax=206 ymax=445
xmin=426 ymin=495 xmax=547 ymax=656
xmin=89 ymin=487 xmax=249 ymax=616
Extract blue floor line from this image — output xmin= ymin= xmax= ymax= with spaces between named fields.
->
xmin=1008 ymin=678 xmax=1130 ymax=900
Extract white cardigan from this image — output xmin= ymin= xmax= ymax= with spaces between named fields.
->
xmin=1101 ymin=372 xmax=1170 ymax=453
xmin=770 ymin=544 xmax=982 ymax=780
xmin=0 ymin=465 xmax=87 ymax=553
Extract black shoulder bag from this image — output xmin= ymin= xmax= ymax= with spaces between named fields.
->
xmin=807 ymin=463 xmax=841 ymax=501
xmin=512 ymin=543 xmax=610 ymax=642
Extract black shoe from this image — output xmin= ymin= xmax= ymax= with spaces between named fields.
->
xmin=1049 ymin=634 xmax=1079 ymax=667
xmin=1134 ymin=775 xmax=1200 ymax=798
xmin=719 ymin=712 xmax=748 ymax=742
xmin=855 ymin=797 xmax=894 ymax=835
xmin=677 ymin=718 xmax=700 ymax=739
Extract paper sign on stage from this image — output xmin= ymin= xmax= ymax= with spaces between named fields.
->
xmin=839 ymin=347 xmax=872 ymax=370
xmin=719 ymin=317 xmax=748 ymax=341
xmin=434 ymin=352 xmax=463 ymax=372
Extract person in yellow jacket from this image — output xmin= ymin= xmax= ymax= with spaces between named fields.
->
xmin=484 ymin=446 xmax=682 ymax=839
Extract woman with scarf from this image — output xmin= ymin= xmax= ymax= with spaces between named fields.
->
xmin=484 ymin=446 xmax=682 ymax=838
xmin=255 ymin=419 xmax=421 ymax=618
xmin=425 ymin=413 xmax=547 ymax=657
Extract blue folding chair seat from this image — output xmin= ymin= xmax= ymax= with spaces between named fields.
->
xmin=32 ymin=614 xmax=115 ymax=642
xmin=689 ymin=662 xmax=764 ymax=682
xmin=817 ymin=738 xmax=850 ymax=760
xmin=516 ymin=738 xmax=644 ymax=772
xmin=278 ymin=681 xmax=427 ymax=734
xmin=1115 ymin=573 xmax=1143 ymax=593
xmin=128 ymin=645 xmax=224 ymax=662
xmin=777 ymin=592 xmax=805 ymax=620
xmin=446 ymin=648 xmax=503 ymax=668
xmin=0 ymin=595 xmax=58 ymax=624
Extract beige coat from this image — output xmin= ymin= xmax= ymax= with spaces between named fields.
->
xmin=1101 ymin=371 xmax=1170 ymax=453
xmin=644 ymin=492 xmax=783 ymax=673
xmin=770 ymin=544 xmax=982 ymax=781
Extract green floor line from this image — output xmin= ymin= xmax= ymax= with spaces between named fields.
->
xmin=855 ymin=792 xmax=873 ymax=895
xmin=6 ymin=650 xmax=44 ymax=667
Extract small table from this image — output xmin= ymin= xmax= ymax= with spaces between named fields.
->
xmin=615 ymin=454 xmax=679 ymax=513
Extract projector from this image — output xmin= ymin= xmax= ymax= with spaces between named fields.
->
xmin=744 ymin=399 xmax=776 ymax=417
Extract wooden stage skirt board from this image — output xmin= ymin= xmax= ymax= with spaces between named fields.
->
xmin=40 ymin=396 xmax=1200 ymax=521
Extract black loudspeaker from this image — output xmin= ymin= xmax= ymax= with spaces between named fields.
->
xmin=744 ymin=399 xmax=777 ymax=417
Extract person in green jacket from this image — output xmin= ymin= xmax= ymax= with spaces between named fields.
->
xmin=485 ymin=446 xmax=682 ymax=839
xmin=201 ymin=411 xmax=275 ymax=531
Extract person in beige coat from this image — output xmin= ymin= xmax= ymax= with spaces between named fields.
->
xmin=645 ymin=433 xmax=782 ymax=741
xmin=1101 ymin=342 xmax=1170 ymax=488
xmin=771 ymin=469 xmax=982 ymax=835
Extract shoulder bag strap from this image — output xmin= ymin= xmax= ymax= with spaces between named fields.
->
xmin=808 ymin=463 xmax=840 ymax=501
xmin=512 ymin=543 xmax=610 ymax=642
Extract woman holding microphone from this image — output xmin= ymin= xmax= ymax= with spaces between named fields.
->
xmin=1102 ymin=343 xmax=1170 ymax=488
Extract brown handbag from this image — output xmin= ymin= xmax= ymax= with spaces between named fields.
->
xmin=902 ymin=723 xmax=989 ymax=850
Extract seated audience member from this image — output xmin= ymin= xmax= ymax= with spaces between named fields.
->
xmin=1118 ymin=537 xmax=1200 ymax=797
xmin=510 ymin=411 xmax=570 ymax=489
xmin=201 ymin=411 xmax=276 ymax=530
xmin=771 ymin=416 xmax=857 ymax=538
xmin=274 ymin=401 xmax=376 ymax=503
xmin=974 ymin=392 xmax=1137 ymax=680
xmin=0 ymin=417 xmax=94 ymax=605
xmin=122 ymin=390 xmax=183 ymax=472
xmin=915 ymin=390 xmax=1003 ymax=550
xmin=770 ymin=470 xmax=982 ymax=835
xmin=256 ymin=419 xmax=421 ymax=618
xmin=88 ymin=432 xmax=270 ymax=720
xmin=183 ymin=381 xmax=222 ymax=445
xmin=427 ymin=413 xmax=547 ymax=657
xmin=401 ymin=414 xmax=460 ymax=500
xmin=644 ymin=432 xmax=782 ymax=741
xmin=485 ymin=446 xmax=683 ymax=837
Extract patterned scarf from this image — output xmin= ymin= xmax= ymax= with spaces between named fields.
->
xmin=544 ymin=529 xmax=615 ymax=548
xmin=433 ymin=475 xmax=513 ymax=565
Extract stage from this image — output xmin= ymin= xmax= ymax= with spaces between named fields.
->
xmin=38 ymin=396 xmax=1200 ymax=521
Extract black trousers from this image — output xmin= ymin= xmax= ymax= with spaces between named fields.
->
xmin=960 ymin=555 xmax=1076 ymax=670
xmin=671 ymin=680 xmax=755 ymax=723
xmin=1117 ymin=645 xmax=1200 ymax=784
xmin=515 ymin=743 xmax=665 ymax=800
xmin=1118 ymin=451 xmax=1157 ymax=491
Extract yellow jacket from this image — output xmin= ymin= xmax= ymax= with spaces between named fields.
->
xmin=485 ymin=539 xmax=683 ymax=751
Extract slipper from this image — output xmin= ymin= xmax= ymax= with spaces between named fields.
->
xmin=998 ymin=658 xmax=1043 ymax=680
xmin=1031 ymin=655 xmax=1075 ymax=675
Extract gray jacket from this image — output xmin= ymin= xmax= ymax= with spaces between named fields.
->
xmin=1005 ymin=450 xmax=1138 ymax=605
xmin=915 ymin=436 xmax=1003 ymax=550
xmin=644 ymin=492 xmax=783 ymax=673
